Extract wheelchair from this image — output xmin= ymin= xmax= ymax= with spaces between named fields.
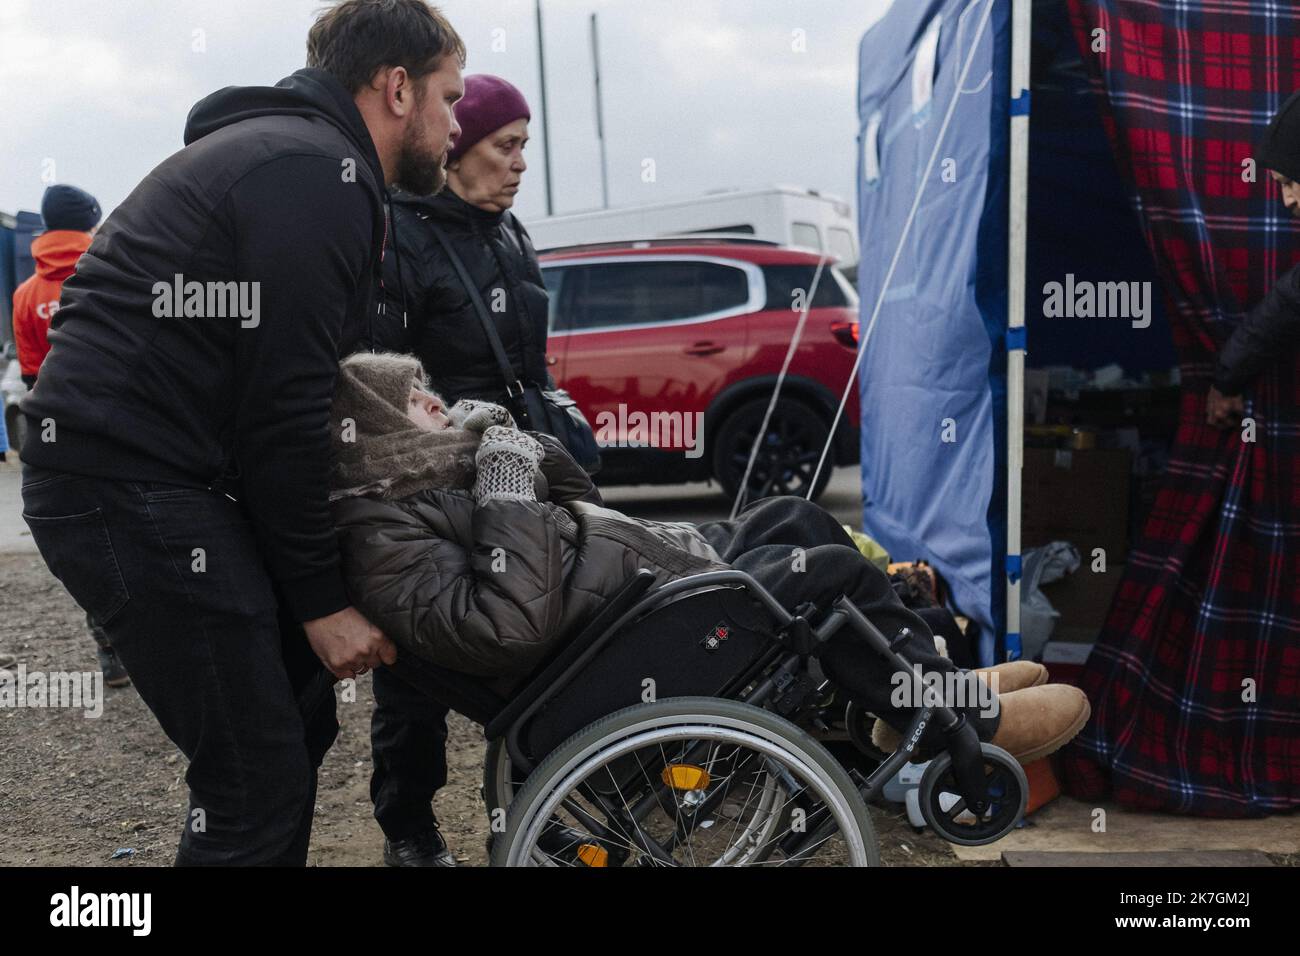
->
xmin=325 ymin=568 xmax=1030 ymax=866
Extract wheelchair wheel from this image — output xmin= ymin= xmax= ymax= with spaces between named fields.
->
xmin=485 ymin=737 xmax=787 ymax=863
xmin=491 ymin=697 xmax=878 ymax=867
xmin=482 ymin=738 xmax=526 ymax=817
xmin=917 ymin=744 xmax=1027 ymax=846
xmin=643 ymin=738 xmax=795 ymax=865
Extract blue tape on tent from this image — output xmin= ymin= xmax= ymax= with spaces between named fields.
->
xmin=1005 ymin=553 xmax=1022 ymax=583
xmin=1011 ymin=90 xmax=1031 ymax=116
xmin=1006 ymin=326 xmax=1027 ymax=351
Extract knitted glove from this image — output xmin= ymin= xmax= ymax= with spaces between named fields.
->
xmin=448 ymin=399 xmax=515 ymax=434
xmin=474 ymin=425 xmax=545 ymax=504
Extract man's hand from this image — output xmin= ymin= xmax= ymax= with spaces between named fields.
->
xmin=1206 ymin=386 xmax=1245 ymax=428
xmin=302 ymin=606 xmax=396 ymax=680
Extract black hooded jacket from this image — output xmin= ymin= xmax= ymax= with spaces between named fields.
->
xmin=20 ymin=68 xmax=388 ymax=622
xmin=380 ymin=188 xmax=551 ymax=406
xmin=1215 ymin=89 xmax=1300 ymax=395
xmin=1214 ymin=263 xmax=1300 ymax=395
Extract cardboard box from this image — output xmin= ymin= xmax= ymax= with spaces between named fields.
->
xmin=1022 ymin=448 xmax=1131 ymax=561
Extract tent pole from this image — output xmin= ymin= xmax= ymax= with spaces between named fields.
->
xmin=1005 ymin=0 xmax=1032 ymax=662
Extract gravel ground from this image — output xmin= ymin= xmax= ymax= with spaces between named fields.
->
xmin=0 ymin=552 xmax=977 ymax=868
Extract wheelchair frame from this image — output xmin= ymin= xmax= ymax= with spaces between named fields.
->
xmin=299 ymin=566 xmax=1024 ymax=862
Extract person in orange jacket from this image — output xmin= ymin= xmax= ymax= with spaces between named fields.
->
xmin=11 ymin=184 xmax=128 ymax=688
xmin=12 ymin=185 xmax=101 ymax=389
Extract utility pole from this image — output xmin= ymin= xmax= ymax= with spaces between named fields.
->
xmin=535 ymin=0 xmax=555 ymax=216
xmin=590 ymin=12 xmax=610 ymax=209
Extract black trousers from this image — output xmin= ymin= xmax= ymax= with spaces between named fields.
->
xmin=698 ymin=496 xmax=1000 ymax=748
xmin=22 ymin=465 xmax=338 ymax=865
xmin=370 ymin=665 xmax=450 ymax=840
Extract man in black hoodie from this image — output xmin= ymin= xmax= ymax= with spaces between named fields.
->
xmin=1207 ymin=89 xmax=1300 ymax=426
xmin=20 ymin=0 xmax=465 ymax=865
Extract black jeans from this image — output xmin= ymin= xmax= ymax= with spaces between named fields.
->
xmin=370 ymin=666 xmax=450 ymax=840
xmin=21 ymin=465 xmax=338 ymax=865
xmin=699 ymin=496 xmax=1000 ymax=749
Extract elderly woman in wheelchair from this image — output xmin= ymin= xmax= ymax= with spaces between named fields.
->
xmin=329 ymin=353 xmax=1089 ymax=866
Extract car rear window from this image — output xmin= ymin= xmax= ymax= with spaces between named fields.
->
xmin=562 ymin=260 xmax=751 ymax=330
xmin=762 ymin=265 xmax=849 ymax=310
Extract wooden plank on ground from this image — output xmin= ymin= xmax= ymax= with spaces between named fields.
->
xmin=950 ymin=797 xmax=1300 ymax=861
xmin=1003 ymin=849 xmax=1274 ymax=867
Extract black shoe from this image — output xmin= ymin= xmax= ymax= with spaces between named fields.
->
xmin=383 ymin=825 xmax=458 ymax=867
xmin=96 ymin=646 xmax=131 ymax=688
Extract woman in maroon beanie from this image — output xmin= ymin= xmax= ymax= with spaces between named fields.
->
xmin=370 ymin=74 xmax=550 ymax=867
xmin=378 ymin=74 xmax=546 ymax=408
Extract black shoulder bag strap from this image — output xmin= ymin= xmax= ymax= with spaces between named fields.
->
xmin=504 ymin=211 xmax=530 ymax=259
xmin=424 ymin=220 xmax=525 ymax=402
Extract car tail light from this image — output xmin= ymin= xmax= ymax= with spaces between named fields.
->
xmin=830 ymin=320 xmax=859 ymax=350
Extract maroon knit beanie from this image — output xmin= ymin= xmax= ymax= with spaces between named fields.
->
xmin=448 ymin=74 xmax=532 ymax=163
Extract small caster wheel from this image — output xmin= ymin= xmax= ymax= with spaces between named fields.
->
xmin=918 ymin=743 xmax=1027 ymax=846
xmin=844 ymin=701 xmax=886 ymax=759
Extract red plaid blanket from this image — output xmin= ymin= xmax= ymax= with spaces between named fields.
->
xmin=1061 ymin=0 xmax=1300 ymax=815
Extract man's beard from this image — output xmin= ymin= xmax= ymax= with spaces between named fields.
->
xmin=395 ymin=117 xmax=447 ymax=197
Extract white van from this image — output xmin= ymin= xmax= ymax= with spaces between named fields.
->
xmin=523 ymin=185 xmax=859 ymax=268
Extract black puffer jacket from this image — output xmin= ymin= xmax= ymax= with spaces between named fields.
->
xmin=382 ymin=188 xmax=551 ymax=405
xmin=331 ymin=436 xmax=724 ymax=678
xmin=1214 ymin=261 xmax=1300 ymax=395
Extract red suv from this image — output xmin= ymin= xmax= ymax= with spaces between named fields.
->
xmin=539 ymin=237 xmax=861 ymax=502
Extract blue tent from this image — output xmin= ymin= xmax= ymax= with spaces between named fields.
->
xmin=855 ymin=0 xmax=1172 ymax=664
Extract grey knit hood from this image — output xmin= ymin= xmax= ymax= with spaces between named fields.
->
xmin=329 ymin=352 xmax=481 ymax=501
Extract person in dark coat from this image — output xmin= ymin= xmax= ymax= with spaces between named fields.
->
xmin=20 ymin=0 xmax=467 ymax=866
xmin=1207 ymin=89 xmax=1300 ymax=426
xmin=331 ymin=352 xmax=1093 ymax=862
xmin=367 ymin=73 xmax=553 ymax=866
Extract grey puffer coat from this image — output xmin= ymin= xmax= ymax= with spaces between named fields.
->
xmin=332 ymin=435 xmax=725 ymax=678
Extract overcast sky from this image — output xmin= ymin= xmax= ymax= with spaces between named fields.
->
xmin=1 ymin=0 xmax=893 ymax=225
